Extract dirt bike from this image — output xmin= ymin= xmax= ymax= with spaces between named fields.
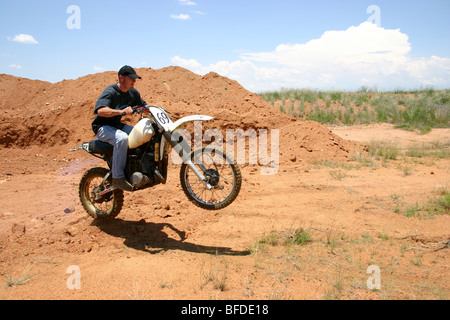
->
xmin=71 ymin=105 xmax=242 ymax=220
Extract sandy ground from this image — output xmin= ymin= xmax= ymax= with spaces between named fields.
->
xmin=0 ymin=124 xmax=448 ymax=300
xmin=0 ymin=68 xmax=448 ymax=301
xmin=330 ymin=123 xmax=450 ymax=148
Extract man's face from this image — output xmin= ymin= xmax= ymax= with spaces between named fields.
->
xmin=119 ymin=75 xmax=137 ymax=91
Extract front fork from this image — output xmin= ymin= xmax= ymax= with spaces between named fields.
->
xmin=164 ymin=131 xmax=213 ymax=190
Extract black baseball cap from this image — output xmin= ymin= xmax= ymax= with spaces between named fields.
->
xmin=118 ymin=65 xmax=141 ymax=79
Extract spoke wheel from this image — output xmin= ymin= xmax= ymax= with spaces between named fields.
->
xmin=180 ymin=146 xmax=242 ymax=210
xmin=79 ymin=167 xmax=123 ymax=220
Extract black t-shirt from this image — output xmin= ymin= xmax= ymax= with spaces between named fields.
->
xmin=91 ymin=84 xmax=146 ymax=134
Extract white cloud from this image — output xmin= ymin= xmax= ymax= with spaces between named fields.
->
xmin=9 ymin=64 xmax=22 ymax=69
xmin=93 ymin=66 xmax=105 ymax=72
xmin=243 ymin=22 xmax=411 ymax=68
xmin=172 ymin=56 xmax=202 ymax=70
xmin=7 ymin=34 xmax=39 ymax=44
xmin=171 ymin=22 xmax=450 ymax=91
xmin=179 ymin=0 xmax=196 ymax=5
xmin=170 ymin=14 xmax=191 ymax=20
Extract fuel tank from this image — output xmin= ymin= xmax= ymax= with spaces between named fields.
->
xmin=128 ymin=118 xmax=155 ymax=149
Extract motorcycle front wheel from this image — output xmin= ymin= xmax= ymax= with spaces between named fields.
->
xmin=180 ymin=146 xmax=242 ymax=210
xmin=79 ymin=167 xmax=124 ymax=220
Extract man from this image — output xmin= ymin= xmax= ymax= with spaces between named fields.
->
xmin=92 ymin=65 xmax=147 ymax=191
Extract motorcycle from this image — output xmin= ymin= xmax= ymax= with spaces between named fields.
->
xmin=71 ymin=105 xmax=242 ymax=220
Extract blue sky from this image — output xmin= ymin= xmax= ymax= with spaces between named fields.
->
xmin=1 ymin=0 xmax=449 ymax=91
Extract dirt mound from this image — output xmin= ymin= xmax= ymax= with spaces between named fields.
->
xmin=0 ymin=67 xmax=360 ymax=164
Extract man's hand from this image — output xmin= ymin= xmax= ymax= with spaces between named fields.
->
xmin=122 ymin=106 xmax=134 ymax=116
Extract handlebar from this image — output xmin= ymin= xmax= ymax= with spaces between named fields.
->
xmin=132 ymin=105 xmax=172 ymax=115
xmin=132 ymin=105 xmax=150 ymax=115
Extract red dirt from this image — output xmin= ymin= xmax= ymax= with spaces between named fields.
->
xmin=0 ymin=67 xmax=448 ymax=300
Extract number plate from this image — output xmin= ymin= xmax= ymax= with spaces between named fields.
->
xmin=149 ymin=107 xmax=174 ymax=131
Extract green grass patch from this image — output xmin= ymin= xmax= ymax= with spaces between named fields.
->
xmin=249 ymin=228 xmax=312 ymax=254
xmin=368 ymin=141 xmax=399 ymax=160
xmin=259 ymin=88 xmax=450 ymax=132
xmin=394 ymin=188 xmax=449 ymax=218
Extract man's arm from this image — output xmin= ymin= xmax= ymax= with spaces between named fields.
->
xmin=97 ymin=106 xmax=134 ymax=118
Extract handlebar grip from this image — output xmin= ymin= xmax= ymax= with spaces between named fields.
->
xmin=133 ymin=106 xmax=150 ymax=114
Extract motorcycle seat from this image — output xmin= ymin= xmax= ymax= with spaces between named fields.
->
xmin=89 ymin=140 xmax=113 ymax=157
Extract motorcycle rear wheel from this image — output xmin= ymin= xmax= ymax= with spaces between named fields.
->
xmin=79 ymin=167 xmax=124 ymax=220
xmin=180 ymin=146 xmax=242 ymax=210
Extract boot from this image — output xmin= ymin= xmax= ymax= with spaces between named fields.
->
xmin=112 ymin=178 xmax=133 ymax=192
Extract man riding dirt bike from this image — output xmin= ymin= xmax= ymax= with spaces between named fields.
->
xmin=72 ymin=68 xmax=242 ymax=220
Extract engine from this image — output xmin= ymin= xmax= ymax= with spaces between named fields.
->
xmin=127 ymin=144 xmax=156 ymax=188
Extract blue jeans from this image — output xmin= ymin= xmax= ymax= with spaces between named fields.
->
xmin=96 ymin=125 xmax=133 ymax=179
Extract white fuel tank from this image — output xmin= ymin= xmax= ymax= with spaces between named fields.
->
xmin=128 ymin=118 xmax=155 ymax=149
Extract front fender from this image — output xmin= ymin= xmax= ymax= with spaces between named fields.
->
xmin=168 ymin=115 xmax=214 ymax=133
xmin=164 ymin=114 xmax=213 ymax=164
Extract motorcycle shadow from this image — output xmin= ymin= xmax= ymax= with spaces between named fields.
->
xmin=92 ymin=218 xmax=251 ymax=256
